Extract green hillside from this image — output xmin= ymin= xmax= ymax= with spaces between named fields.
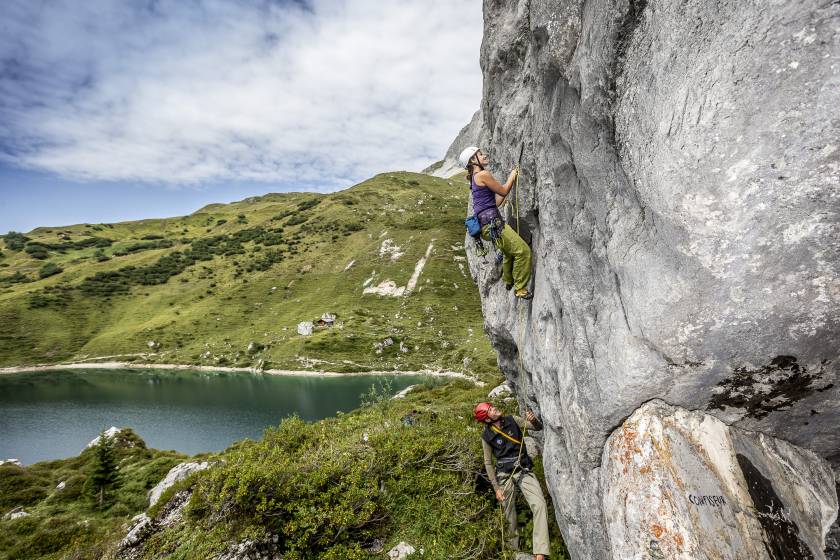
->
xmin=0 ymin=172 xmax=494 ymax=374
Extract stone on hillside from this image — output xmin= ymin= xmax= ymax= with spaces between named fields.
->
xmin=399 ymin=341 xmax=409 ymax=353
xmin=296 ymin=321 xmax=313 ymax=336
xmin=56 ymin=480 xmax=66 ymax=491
xmin=374 ymin=337 xmax=394 ymax=354
xmin=392 ymin=385 xmax=417 ymax=399
xmin=121 ymin=513 xmax=151 ymax=547
xmin=388 ymin=541 xmax=416 ymax=559
xmin=148 ymin=461 xmax=210 ymax=507
xmin=86 ymin=426 xmax=121 ymax=449
xmin=488 ymin=382 xmax=512 ymax=398
xmin=3 ymin=507 xmax=30 ymax=521
xmin=0 ymin=458 xmax=21 ymax=467
xmin=246 ymin=341 xmax=264 ymax=354
xmin=456 ymin=0 xmax=840 ymax=557
xmin=146 ymin=340 xmax=159 ymax=350
xmin=211 ymin=538 xmax=282 ymax=560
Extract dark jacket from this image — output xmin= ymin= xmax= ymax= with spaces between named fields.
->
xmin=481 ymin=415 xmax=534 ymax=473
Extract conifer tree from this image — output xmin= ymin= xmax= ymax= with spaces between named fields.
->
xmin=90 ymin=430 xmax=120 ymax=508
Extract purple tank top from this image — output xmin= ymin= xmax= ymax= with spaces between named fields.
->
xmin=471 ymin=175 xmax=496 ymax=216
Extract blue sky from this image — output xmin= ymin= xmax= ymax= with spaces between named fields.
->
xmin=0 ymin=0 xmax=482 ymax=232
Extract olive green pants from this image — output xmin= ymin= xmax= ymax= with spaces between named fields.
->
xmin=481 ymin=223 xmax=532 ymax=292
xmin=497 ymin=471 xmax=550 ymax=556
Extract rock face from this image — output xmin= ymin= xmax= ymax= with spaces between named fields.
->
xmin=456 ymin=0 xmax=840 ymax=558
xmin=424 ymin=109 xmax=488 ymax=178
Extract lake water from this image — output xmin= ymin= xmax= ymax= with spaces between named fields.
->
xmin=0 ymin=369 xmax=428 ymax=464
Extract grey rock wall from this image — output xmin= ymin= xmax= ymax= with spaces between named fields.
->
xmin=456 ymin=0 xmax=840 ymax=558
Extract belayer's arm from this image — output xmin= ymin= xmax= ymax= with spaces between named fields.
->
xmin=482 ymin=439 xmax=501 ymax=491
xmin=513 ymin=414 xmax=543 ymax=431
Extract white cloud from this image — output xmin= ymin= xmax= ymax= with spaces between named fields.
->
xmin=0 ymin=0 xmax=482 ymax=186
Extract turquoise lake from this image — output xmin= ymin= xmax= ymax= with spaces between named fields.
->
xmin=0 ymin=369 xmax=427 ymax=464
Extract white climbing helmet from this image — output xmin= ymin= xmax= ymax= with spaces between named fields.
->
xmin=457 ymin=146 xmax=480 ymax=168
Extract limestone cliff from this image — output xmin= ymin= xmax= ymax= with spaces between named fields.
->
xmin=454 ymin=1 xmax=840 ymax=558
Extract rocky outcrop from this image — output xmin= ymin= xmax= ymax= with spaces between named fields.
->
xmin=456 ymin=0 xmax=840 ymax=558
xmin=423 ymin=110 xmax=488 ymax=178
xmin=148 ymin=461 xmax=210 ymax=507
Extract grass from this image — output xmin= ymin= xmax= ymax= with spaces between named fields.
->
xmin=0 ymin=172 xmax=496 ymax=376
xmin=0 ymin=429 xmax=189 ymax=560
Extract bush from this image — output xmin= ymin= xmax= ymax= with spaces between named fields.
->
xmin=93 ymin=249 xmax=110 ymax=262
xmin=24 ymin=243 xmax=49 ymax=260
xmin=297 ymin=198 xmax=321 ymax=211
xmin=0 ymin=465 xmax=50 ymax=509
xmin=0 ymin=271 xmax=30 ymax=285
xmin=38 ymin=262 xmax=63 ymax=279
xmin=3 ymin=231 xmax=29 ymax=251
xmin=286 ymin=215 xmax=307 ymax=226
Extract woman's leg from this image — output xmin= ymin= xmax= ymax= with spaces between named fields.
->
xmin=499 ymin=224 xmax=532 ymax=292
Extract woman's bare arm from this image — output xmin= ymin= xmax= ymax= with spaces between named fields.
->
xmin=475 ymin=169 xmax=517 ymax=196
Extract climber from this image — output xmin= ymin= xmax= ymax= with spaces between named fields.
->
xmin=474 ymin=402 xmax=550 ymax=559
xmin=459 ymin=146 xmax=533 ymax=299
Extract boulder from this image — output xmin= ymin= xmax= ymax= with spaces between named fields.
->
xmin=3 ymin=507 xmax=29 ymax=521
xmin=455 ymin=0 xmax=840 ymax=557
xmin=296 ymin=321 xmax=313 ymax=336
xmin=121 ymin=514 xmax=152 ymax=547
xmin=85 ymin=426 xmax=121 ymax=449
xmin=601 ymin=401 xmax=836 ymax=559
xmin=148 ymin=461 xmax=210 ymax=507
xmin=392 ymin=385 xmax=417 ymax=399
xmin=488 ymin=382 xmax=513 ymax=398
xmin=388 ymin=541 xmax=416 ymax=560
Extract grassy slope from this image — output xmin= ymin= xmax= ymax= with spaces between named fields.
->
xmin=0 ymin=172 xmax=494 ymax=374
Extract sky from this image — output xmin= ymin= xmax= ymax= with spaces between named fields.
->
xmin=0 ymin=0 xmax=483 ymax=233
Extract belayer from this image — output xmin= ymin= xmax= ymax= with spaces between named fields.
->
xmin=459 ymin=146 xmax=533 ymax=299
xmin=474 ymin=402 xmax=550 ymax=559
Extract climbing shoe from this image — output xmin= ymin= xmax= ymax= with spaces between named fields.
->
xmin=514 ymin=289 xmax=533 ymax=300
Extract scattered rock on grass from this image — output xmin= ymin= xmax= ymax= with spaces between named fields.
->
xmin=388 ymin=541 xmax=416 ymax=559
xmin=3 ymin=507 xmax=29 ymax=521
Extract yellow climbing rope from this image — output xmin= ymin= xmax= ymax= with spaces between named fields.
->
xmin=496 ymin=297 xmax=530 ymax=558
xmin=496 ymin=142 xmax=530 ymax=558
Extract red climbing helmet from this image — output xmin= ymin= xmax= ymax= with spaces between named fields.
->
xmin=474 ymin=402 xmax=492 ymax=423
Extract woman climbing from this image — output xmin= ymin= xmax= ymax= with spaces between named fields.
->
xmin=459 ymin=146 xmax=533 ymax=299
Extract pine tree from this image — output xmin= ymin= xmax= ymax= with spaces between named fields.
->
xmin=90 ymin=430 xmax=120 ymax=508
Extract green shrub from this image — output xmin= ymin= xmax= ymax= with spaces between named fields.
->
xmin=0 ymin=465 xmax=50 ymax=509
xmin=297 ymin=198 xmax=321 ymax=211
xmin=286 ymin=215 xmax=307 ymax=226
xmin=3 ymin=232 xmax=29 ymax=251
xmin=24 ymin=243 xmax=49 ymax=260
xmin=0 ymin=271 xmax=30 ymax=285
xmin=38 ymin=262 xmax=63 ymax=279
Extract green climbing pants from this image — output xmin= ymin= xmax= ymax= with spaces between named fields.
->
xmin=481 ymin=222 xmax=532 ymax=292
xmin=497 ymin=470 xmax=550 ymax=556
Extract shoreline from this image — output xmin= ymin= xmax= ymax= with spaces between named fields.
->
xmin=0 ymin=360 xmax=482 ymax=383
